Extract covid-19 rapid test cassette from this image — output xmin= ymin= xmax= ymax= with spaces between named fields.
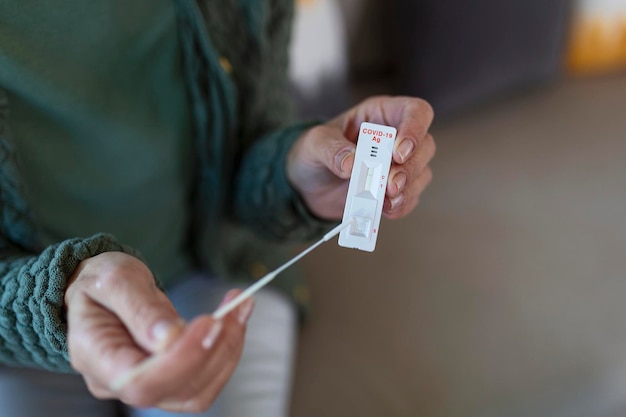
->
xmin=339 ymin=122 xmax=397 ymax=252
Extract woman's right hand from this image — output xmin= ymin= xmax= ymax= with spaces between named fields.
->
xmin=64 ymin=252 xmax=253 ymax=413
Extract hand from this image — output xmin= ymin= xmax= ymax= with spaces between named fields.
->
xmin=64 ymin=252 xmax=254 ymax=413
xmin=287 ymin=96 xmax=435 ymax=220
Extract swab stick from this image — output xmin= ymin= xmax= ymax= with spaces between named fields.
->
xmin=213 ymin=220 xmax=352 ymax=319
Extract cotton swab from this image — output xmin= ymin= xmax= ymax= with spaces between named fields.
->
xmin=212 ymin=220 xmax=352 ymax=319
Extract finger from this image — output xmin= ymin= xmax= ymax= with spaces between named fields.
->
xmin=393 ymin=98 xmax=434 ymax=164
xmin=113 ymin=295 xmax=253 ymax=407
xmin=328 ymin=96 xmax=434 ymax=162
xmin=113 ymin=315 xmax=221 ymax=407
xmin=79 ymin=254 xmax=185 ymax=353
xmin=387 ymin=133 xmax=436 ymax=198
xmin=78 ymin=312 xmax=239 ymax=407
xmin=116 ymin=312 xmax=246 ymax=409
xmin=155 ymin=302 xmax=253 ymax=413
xmin=108 ymin=290 xmax=249 ymax=391
xmin=156 ymin=352 xmax=241 ymax=413
xmin=67 ymin=295 xmax=154 ymax=395
xmin=383 ymin=166 xmax=433 ymax=219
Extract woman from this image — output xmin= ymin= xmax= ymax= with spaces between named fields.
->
xmin=0 ymin=0 xmax=435 ymax=415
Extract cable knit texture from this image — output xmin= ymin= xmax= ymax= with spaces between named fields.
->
xmin=0 ymin=0 xmax=330 ymax=371
xmin=0 ymin=234 xmax=138 ymax=372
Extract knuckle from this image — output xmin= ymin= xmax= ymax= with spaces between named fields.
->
xmin=94 ymin=255 xmax=152 ymax=291
xmin=309 ymin=124 xmax=333 ymax=142
xmin=307 ymin=125 xmax=341 ymax=158
xmin=96 ymin=265 xmax=127 ymax=291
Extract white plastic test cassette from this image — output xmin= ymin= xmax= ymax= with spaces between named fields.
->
xmin=339 ymin=122 xmax=397 ymax=252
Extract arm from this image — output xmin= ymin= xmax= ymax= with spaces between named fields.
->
xmin=0 ymin=233 xmax=137 ymax=372
xmin=234 ymin=122 xmax=335 ymax=241
xmin=0 ymin=218 xmax=253 ymax=412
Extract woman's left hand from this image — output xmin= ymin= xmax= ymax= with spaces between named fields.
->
xmin=287 ymin=96 xmax=436 ymax=220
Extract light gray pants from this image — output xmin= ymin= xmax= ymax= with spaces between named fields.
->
xmin=0 ymin=275 xmax=298 ymax=417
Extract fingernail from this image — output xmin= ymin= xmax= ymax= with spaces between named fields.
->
xmin=396 ymin=139 xmax=414 ymax=163
xmin=202 ymin=320 xmax=223 ymax=350
xmin=237 ymin=299 xmax=254 ymax=325
xmin=152 ymin=319 xmax=184 ymax=351
xmin=393 ymin=173 xmax=407 ymax=194
xmin=335 ymin=149 xmax=355 ymax=174
xmin=390 ymin=194 xmax=405 ymax=211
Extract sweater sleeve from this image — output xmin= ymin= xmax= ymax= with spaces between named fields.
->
xmin=233 ymin=122 xmax=336 ymax=241
xmin=0 ymin=233 xmax=139 ymax=372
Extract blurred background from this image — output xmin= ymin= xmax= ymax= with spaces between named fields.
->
xmin=287 ymin=1 xmax=626 ymax=416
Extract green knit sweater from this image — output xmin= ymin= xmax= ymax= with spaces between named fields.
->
xmin=0 ymin=0 xmax=330 ymax=372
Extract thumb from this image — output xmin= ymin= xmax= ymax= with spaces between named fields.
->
xmin=333 ymin=145 xmax=356 ymax=180
xmin=109 ymin=285 xmax=185 ymax=354
xmin=135 ymin=292 xmax=186 ymax=354
xmin=307 ymin=125 xmax=356 ymax=180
